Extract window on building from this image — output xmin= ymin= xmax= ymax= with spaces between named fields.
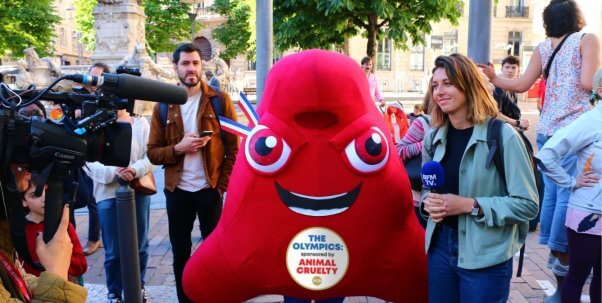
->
xmin=376 ymin=37 xmax=391 ymax=71
xmin=410 ymin=44 xmax=425 ymax=71
xmin=510 ymin=0 xmax=524 ymax=7
xmin=248 ymin=61 xmax=256 ymax=71
xmin=443 ymin=30 xmax=458 ymax=55
xmin=60 ymin=28 xmax=66 ymax=46
xmin=72 ymin=31 xmax=78 ymax=51
xmin=508 ymin=31 xmax=522 ymax=56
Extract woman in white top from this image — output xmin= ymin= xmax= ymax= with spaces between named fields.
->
xmin=85 ymin=109 xmax=155 ymax=302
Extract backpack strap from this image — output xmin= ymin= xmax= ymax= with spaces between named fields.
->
xmin=486 ymin=118 xmax=507 ymax=194
xmin=159 ymin=102 xmax=168 ymax=128
xmin=208 ymin=84 xmax=223 ymax=117
xmin=486 ymin=118 xmax=527 ymax=277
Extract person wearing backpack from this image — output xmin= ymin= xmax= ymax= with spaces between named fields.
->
xmin=422 ymin=54 xmax=538 ymax=303
xmin=147 ymin=43 xmax=238 ymax=303
xmin=479 ymin=2 xmax=600 ymax=301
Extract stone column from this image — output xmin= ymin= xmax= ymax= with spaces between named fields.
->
xmin=91 ymin=0 xmax=146 ymax=66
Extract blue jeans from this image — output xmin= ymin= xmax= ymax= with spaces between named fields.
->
xmin=283 ymin=297 xmax=345 ymax=303
xmin=97 ymin=194 xmax=151 ymax=297
xmin=536 ymin=133 xmax=576 ymax=253
xmin=428 ymin=225 xmax=513 ymax=303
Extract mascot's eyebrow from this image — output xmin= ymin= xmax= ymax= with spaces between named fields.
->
xmin=260 ymin=112 xmax=306 ymax=150
xmin=329 ymin=114 xmax=376 ymax=151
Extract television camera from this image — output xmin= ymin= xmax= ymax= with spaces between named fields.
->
xmin=0 ymin=71 xmax=186 ymax=243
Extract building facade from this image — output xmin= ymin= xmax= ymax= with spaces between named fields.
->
xmin=53 ymin=0 xmax=90 ymax=65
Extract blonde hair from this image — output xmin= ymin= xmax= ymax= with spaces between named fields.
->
xmin=430 ymin=54 xmax=498 ymax=128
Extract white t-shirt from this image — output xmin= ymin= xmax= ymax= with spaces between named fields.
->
xmin=177 ymin=91 xmax=209 ymax=191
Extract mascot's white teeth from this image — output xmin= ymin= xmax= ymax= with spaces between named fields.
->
xmin=275 ymin=182 xmax=361 ymax=217
xmin=289 ymin=191 xmax=347 ymax=200
xmin=288 ymin=207 xmax=349 ymax=217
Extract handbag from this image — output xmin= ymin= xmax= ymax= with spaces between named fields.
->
xmin=403 ymin=155 xmax=423 ymax=191
xmin=130 ymin=171 xmax=157 ymax=195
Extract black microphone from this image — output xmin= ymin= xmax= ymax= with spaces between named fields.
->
xmin=421 ymin=160 xmax=445 ymax=192
xmin=66 ymin=73 xmax=188 ymax=104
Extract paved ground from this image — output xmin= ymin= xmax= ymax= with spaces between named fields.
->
xmin=74 ymin=100 xmax=592 ymax=302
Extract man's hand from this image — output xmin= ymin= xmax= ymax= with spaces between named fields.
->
xmin=36 ymin=205 xmax=73 ymax=281
xmin=175 ymin=132 xmax=211 ymax=155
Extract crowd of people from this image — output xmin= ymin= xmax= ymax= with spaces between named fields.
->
xmin=0 ymin=0 xmax=600 ymax=302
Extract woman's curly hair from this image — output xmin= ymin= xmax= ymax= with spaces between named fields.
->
xmin=543 ymin=0 xmax=586 ymax=38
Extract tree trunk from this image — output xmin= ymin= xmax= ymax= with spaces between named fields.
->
xmin=343 ymin=38 xmax=350 ymax=56
xmin=366 ymin=14 xmax=378 ymax=71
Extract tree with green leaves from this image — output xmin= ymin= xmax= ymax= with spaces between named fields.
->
xmin=210 ymin=0 xmax=255 ymax=61
xmin=274 ymin=0 xmax=463 ymax=62
xmin=143 ymin=0 xmax=193 ymax=53
xmin=0 ymin=0 xmax=60 ymax=58
xmin=73 ymin=0 xmax=193 ymax=54
xmin=73 ymin=0 xmax=96 ymax=51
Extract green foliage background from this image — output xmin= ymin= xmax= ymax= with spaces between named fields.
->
xmin=0 ymin=0 xmax=60 ymax=58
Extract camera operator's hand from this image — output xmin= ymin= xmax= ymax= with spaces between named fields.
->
xmin=175 ymin=132 xmax=211 ymax=155
xmin=35 ymin=205 xmax=73 ymax=281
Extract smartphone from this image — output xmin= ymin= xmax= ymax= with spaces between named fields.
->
xmin=201 ymin=130 xmax=214 ymax=137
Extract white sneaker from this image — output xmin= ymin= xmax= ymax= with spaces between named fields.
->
xmin=141 ymin=288 xmax=150 ymax=303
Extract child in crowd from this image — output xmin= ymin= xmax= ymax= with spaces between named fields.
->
xmin=20 ymin=173 xmax=87 ymax=285
xmin=408 ymin=104 xmax=424 ymax=123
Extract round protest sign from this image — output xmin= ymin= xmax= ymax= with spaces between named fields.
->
xmin=286 ymin=227 xmax=349 ymax=290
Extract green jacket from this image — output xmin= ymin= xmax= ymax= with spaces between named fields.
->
xmin=421 ymin=119 xmax=538 ymax=270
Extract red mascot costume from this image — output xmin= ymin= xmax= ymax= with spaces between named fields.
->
xmin=183 ymin=50 xmax=427 ymax=302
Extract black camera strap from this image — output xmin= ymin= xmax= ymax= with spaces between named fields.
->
xmin=5 ymin=103 xmax=17 ymax=165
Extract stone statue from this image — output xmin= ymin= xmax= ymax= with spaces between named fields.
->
xmin=22 ymin=47 xmax=64 ymax=86
xmin=203 ymin=49 xmax=230 ymax=90
xmin=23 ymin=47 xmax=43 ymax=68
xmin=118 ymin=43 xmax=176 ymax=81
xmin=15 ymin=60 xmax=33 ymax=89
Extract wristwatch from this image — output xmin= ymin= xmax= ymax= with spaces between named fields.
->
xmin=470 ymin=199 xmax=480 ymax=216
xmin=515 ymin=119 xmax=520 ymax=127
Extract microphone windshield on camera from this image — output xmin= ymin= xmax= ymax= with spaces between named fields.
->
xmin=66 ymin=73 xmax=188 ymax=104
xmin=421 ymin=160 xmax=445 ymax=190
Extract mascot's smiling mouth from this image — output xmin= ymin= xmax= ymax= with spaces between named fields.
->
xmin=275 ymin=182 xmax=361 ymax=216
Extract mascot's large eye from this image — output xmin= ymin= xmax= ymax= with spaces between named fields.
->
xmin=344 ymin=127 xmax=389 ymax=173
xmin=245 ymin=125 xmax=291 ymax=174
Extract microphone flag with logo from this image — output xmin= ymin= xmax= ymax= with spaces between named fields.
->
xmin=421 ymin=161 xmax=445 ymax=191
